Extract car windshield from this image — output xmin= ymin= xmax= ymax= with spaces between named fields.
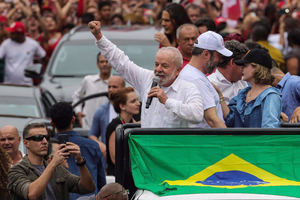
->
xmin=0 ymin=96 xmax=40 ymax=117
xmin=51 ymin=41 xmax=157 ymax=76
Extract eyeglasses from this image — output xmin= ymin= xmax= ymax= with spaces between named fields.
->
xmin=25 ymin=134 xmax=50 ymax=142
xmin=102 ymin=189 xmax=129 ymax=199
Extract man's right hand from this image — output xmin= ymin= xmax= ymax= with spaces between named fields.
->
xmin=88 ymin=21 xmax=102 ymax=41
xmin=50 ymin=144 xmax=70 ymax=167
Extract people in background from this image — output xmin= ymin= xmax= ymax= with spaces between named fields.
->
xmin=72 ymin=52 xmax=111 ymax=129
xmin=0 ymin=125 xmax=22 ymax=165
xmin=154 ymin=3 xmax=191 ymax=48
xmin=176 ymin=23 xmax=198 ymax=68
xmin=271 ymin=66 xmax=300 ymax=123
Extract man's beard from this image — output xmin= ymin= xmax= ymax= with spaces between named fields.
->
xmin=155 ymin=70 xmax=177 ymax=86
xmin=206 ymin=54 xmax=217 ymax=74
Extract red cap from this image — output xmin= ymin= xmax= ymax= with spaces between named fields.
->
xmin=0 ymin=15 xmax=7 ymax=23
xmin=6 ymin=22 xmax=26 ymax=33
xmin=214 ymin=17 xmax=227 ymax=26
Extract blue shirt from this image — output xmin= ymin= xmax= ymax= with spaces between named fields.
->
xmin=88 ymin=101 xmax=110 ymax=143
xmin=225 ymin=86 xmax=282 ymax=128
xmin=55 ymin=131 xmax=106 ymax=200
xmin=277 ymin=73 xmax=300 ymax=119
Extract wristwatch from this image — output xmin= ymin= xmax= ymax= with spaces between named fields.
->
xmin=76 ymin=157 xmax=86 ymax=166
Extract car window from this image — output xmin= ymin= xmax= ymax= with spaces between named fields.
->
xmin=0 ymin=96 xmax=40 ymax=117
xmin=51 ymin=44 xmax=99 ymax=76
xmin=50 ymin=40 xmax=157 ymax=76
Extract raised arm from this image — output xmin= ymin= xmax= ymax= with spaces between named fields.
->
xmin=88 ymin=21 xmax=102 ymax=41
xmin=88 ymin=21 xmax=153 ymax=94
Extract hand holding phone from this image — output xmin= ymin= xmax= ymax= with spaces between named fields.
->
xmin=57 ymin=134 xmax=69 ymax=144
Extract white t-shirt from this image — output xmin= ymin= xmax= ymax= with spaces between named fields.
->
xmin=0 ymin=37 xmax=46 ymax=85
xmin=179 ymin=64 xmax=224 ymax=128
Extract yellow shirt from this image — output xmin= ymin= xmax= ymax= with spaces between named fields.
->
xmin=257 ymin=40 xmax=285 ymax=71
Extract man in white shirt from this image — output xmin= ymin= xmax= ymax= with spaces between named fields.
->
xmin=72 ymin=52 xmax=112 ymax=128
xmin=88 ymin=21 xmax=203 ymax=128
xmin=0 ymin=22 xmax=46 ymax=85
xmin=179 ymin=31 xmax=232 ymax=128
xmin=208 ymin=40 xmax=249 ymax=104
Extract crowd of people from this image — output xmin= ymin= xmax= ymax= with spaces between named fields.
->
xmin=0 ymin=0 xmax=300 ymax=199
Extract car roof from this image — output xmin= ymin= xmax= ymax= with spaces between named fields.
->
xmin=0 ymin=84 xmax=39 ymax=98
xmin=62 ymin=25 xmax=159 ymax=42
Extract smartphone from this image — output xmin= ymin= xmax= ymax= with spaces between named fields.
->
xmin=278 ymin=8 xmax=290 ymax=16
xmin=57 ymin=134 xmax=69 ymax=144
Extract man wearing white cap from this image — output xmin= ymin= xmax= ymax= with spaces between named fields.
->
xmin=179 ymin=31 xmax=232 ymax=128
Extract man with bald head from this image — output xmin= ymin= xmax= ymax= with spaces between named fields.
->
xmin=89 ymin=76 xmax=126 ymax=159
xmin=96 ymin=183 xmax=128 ymax=200
xmin=0 ymin=125 xmax=22 ymax=165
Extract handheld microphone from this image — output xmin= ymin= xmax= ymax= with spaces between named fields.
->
xmin=146 ymin=76 xmax=160 ymax=109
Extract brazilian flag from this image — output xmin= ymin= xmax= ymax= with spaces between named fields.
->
xmin=129 ymin=134 xmax=300 ymax=197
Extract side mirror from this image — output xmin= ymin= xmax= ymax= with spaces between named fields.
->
xmin=24 ymin=63 xmax=43 ymax=79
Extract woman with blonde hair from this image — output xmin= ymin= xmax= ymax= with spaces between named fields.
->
xmin=216 ymin=48 xmax=282 ymax=128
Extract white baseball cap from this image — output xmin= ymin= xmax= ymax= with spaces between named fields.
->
xmin=193 ymin=31 xmax=233 ymax=57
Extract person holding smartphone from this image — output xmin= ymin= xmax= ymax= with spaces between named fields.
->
xmin=50 ymin=102 xmax=106 ymax=200
xmin=8 ymin=122 xmax=95 ymax=200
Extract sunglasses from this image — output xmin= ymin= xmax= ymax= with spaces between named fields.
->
xmin=25 ymin=134 xmax=50 ymax=142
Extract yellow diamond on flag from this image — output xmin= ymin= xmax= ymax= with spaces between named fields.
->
xmin=164 ymin=154 xmax=300 ymax=189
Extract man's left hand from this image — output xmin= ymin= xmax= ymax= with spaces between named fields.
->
xmin=147 ymin=86 xmax=168 ymax=104
xmin=65 ymin=142 xmax=82 ymax=162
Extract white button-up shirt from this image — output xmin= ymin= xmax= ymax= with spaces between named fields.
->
xmin=96 ymin=36 xmax=203 ymax=128
xmin=72 ymin=74 xmax=108 ymax=128
xmin=179 ymin=64 xmax=224 ymax=128
xmin=208 ymin=69 xmax=248 ymax=105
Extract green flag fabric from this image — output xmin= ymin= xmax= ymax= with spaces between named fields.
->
xmin=129 ymin=134 xmax=300 ymax=197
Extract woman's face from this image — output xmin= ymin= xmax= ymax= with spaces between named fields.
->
xmin=161 ymin=11 xmax=174 ymax=35
xmin=123 ymin=92 xmax=140 ymax=115
xmin=44 ymin=16 xmax=56 ymax=31
xmin=242 ymin=63 xmax=256 ymax=82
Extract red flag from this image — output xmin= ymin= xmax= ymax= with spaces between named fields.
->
xmin=222 ymin=0 xmax=241 ymax=21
